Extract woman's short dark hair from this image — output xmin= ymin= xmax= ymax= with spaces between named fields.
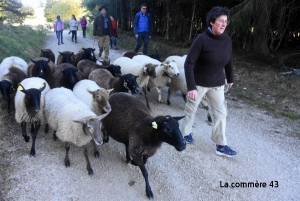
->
xmin=206 ymin=6 xmax=230 ymax=27
xmin=141 ymin=3 xmax=147 ymax=8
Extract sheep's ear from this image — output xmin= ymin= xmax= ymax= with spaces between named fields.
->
xmin=41 ymin=49 xmax=44 ymax=53
xmin=39 ymin=82 xmax=46 ymax=92
xmin=74 ymin=68 xmax=78 ymax=72
xmin=143 ymin=67 xmax=147 ymax=72
xmin=154 ymin=64 xmax=158 ymax=68
xmin=82 ymin=48 xmax=86 ymax=51
xmin=73 ymin=117 xmax=87 ymax=125
xmin=86 ymin=88 xmax=95 ymax=95
xmin=92 ymin=48 xmax=95 ymax=51
xmin=106 ymin=88 xmax=114 ymax=94
xmin=71 ymin=52 xmax=74 ymax=55
xmin=163 ymin=61 xmax=170 ymax=65
xmin=171 ymin=116 xmax=185 ymax=121
xmin=58 ymin=51 xmax=62 ymax=55
xmin=46 ymin=59 xmax=51 ymax=63
xmin=17 ymin=84 xmax=26 ymax=93
xmin=30 ymin=59 xmax=36 ymax=64
xmin=97 ymin=111 xmax=110 ymax=121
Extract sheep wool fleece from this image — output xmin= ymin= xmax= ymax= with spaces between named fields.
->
xmin=44 ymin=87 xmax=98 ymax=146
xmin=15 ymin=77 xmax=50 ymax=124
xmin=0 ymin=56 xmax=28 ymax=79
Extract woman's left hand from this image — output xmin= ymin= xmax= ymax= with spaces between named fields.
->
xmin=227 ymin=83 xmax=233 ymax=89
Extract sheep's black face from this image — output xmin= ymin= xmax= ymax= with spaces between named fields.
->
xmin=23 ymin=89 xmax=42 ymax=117
xmin=112 ymin=65 xmax=122 ymax=77
xmin=60 ymin=52 xmax=74 ymax=63
xmin=83 ymin=48 xmax=96 ymax=62
xmin=62 ymin=67 xmax=79 ymax=85
xmin=122 ymin=74 xmax=140 ymax=94
xmin=159 ymin=116 xmax=186 ymax=152
xmin=34 ymin=59 xmax=50 ymax=78
xmin=41 ymin=50 xmax=50 ymax=59
xmin=0 ymin=80 xmax=12 ymax=101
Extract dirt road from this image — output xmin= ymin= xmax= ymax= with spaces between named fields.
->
xmin=1 ymin=31 xmax=299 ymax=201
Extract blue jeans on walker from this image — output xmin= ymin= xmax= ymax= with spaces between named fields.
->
xmin=134 ymin=32 xmax=150 ymax=55
xmin=57 ymin=31 xmax=63 ymax=43
xmin=110 ymin=37 xmax=117 ymax=47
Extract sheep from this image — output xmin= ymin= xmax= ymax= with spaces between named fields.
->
xmin=56 ymin=51 xmax=76 ymax=66
xmin=113 ymin=57 xmax=157 ymax=88
xmin=89 ymin=69 xmax=140 ymax=94
xmin=0 ymin=56 xmax=28 ymax=113
xmin=75 ymin=48 xmax=97 ymax=66
xmin=50 ymin=63 xmax=83 ymax=89
xmin=77 ymin=59 xmax=121 ymax=79
xmin=101 ymin=92 xmax=186 ymax=199
xmin=14 ymin=77 xmax=50 ymax=157
xmin=166 ymin=68 xmax=213 ymax=123
xmin=165 ymin=55 xmax=186 ymax=68
xmin=122 ymin=51 xmax=143 ymax=59
xmin=44 ymin=87 xmax=110 ymax=175
xmin=39 ymin=49 xmax=55 ymax=63
xmin=132 ymin=55 xmax=180 ymax=108
xmin=149 ymin=52 xmax=161 ymax=61
xmin=28 ymin=57 xmax=55 ymax=85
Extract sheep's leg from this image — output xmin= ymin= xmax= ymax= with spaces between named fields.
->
xmin=142 ymin=86 xmax=151 ymax=109
xmin=30 ymin=124 xmax=34 ymax=133
xmin=182 ymin=93 xmax=187 ymax=103
xmin=21 ymin=122 xmax=30 ymax=142
xmin=135 ymin=159 xmax=154 ymax=199
xmin=125 ymin=145 xmax=132 ymax=163
xmin=83 ymin=145 xmax=94 ymax=176
xmin=30 ymin=121 xmax=40 ymax=157
xmin=101 ymin=125 xmax=109 ymax=143
xmin=44 ymin=124 xmax=49 ymax=133
xmin=167 ymin=88 xmax=172 ymax=105
xmin=7 ymin=98 xmax=11 ymax=114
xmin=64 ymin=142 xmax=70 ymax=167
xmin=53 ymin=131 xmax=58 ymax=141
xmin=91 ymin=140 xmax=100 ymax=158
xmin=155 ymin=87 xmax=163 ymax=103
xmin=143 ymin=156 xmax=148 ymax=164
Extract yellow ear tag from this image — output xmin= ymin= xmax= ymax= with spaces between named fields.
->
xmin=40 ymin=83 xmax=45 ymax=88
xmin=17 ymin=86 xmax=23 ymax=91
xmin=152 ymin=122 xmax=158 ymax=129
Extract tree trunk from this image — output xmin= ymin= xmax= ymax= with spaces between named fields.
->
xmin=165 ymin=2 xmax=170 ymax=40
xmin=189 ymin=0 xmax=196 ymax=41
xmin=121 ymin=0 xmax=128 ymax=31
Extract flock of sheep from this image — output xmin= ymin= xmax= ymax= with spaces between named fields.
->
xmin=0 ymin=48 xmax=209 ymax=199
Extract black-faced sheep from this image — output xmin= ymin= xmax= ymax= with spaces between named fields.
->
xmin=15 ymin=77 xmax=50 ymax=157
xmin=28 ymin=57 xmax=55 ymax=85
xmin=88 ymin=69 xmax=140 ymax=94
xmin=44 ymin=87 xmax=110 ymax=175
xmin=50 ymin=63 xmax=83 ymax=90
xmin=56 ymin=51 xmax=76 ymax=66
xmin=101 ymin=92 xmax=186 ymax=199
xmin=75 ymin=48 xmax=97 ymax=66
xmin=77 ymin=59 xmax=121 ymax=79
xmin=150 ymin=53 xmax=161 ymax=61
xmin=0 ymin=56 xmax=28 ymax=113
xmin=39 ymin=49 xmax=55 ymax=63
xmin=122 ymin=51 xmax=143 ymax=59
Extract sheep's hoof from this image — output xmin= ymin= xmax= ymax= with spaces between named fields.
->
xmin=24 ymin=136 xmax=30 ymax=142
xmin=65 ymin=159 xmax=70 ymax=167
xmin=94 ymin=151 xmax=100 ymax=158
xmin=30 ymin=150 xmax=36 ymax=157
xmin=44 ymin=124 xmax=49 ymax=133
xmin=167 ymin=100 xmax=171 ymax=105
xmin=103 ymin=136 xmax=109 ymax=143
xmin=53 ymin=134 xmax=58 ymax=141
xmin=130 ymin=161 xmax=138 ymax=166
xmin=207 ymin=114 xmax=213 ymax=124
xmin=157 ymin=99 xmax=164 ymax=103
xmin=146 ymin=189 xmax=154 ymax=200
xmin=88 ymin=169 xmax=94 ymax=176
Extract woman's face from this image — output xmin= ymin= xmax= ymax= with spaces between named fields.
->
xmin=210 ymin=15 xmax=228 ymax=35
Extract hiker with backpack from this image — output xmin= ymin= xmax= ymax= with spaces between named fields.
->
xmin=133 ymin=3 xmax=152 ymax=55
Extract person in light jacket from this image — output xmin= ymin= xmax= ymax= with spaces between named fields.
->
xmin=54 ymin=15 xmax=64 ymax=45
xmin=69 ymin=14 xmax=79 ymax=43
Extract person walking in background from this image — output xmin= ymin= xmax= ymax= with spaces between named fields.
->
xmin=179 ymin=6 xmax=237 ymax=157
xmin=69 ymin=14 xmax=79 ymax=43
xmin=80 ymin=16 xmax=87 ymax=38
xmin=54 ymin=15 xmax=64 ymax=45
xmin=93 ymin=6 xmax=113 ymax=60
xmin=133 ymin=3 xmax=152 ymax=55
xmin=110 ymin=15 xmax=118 ymax=49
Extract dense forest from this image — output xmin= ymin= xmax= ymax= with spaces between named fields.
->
xmin=81 ymin=0 xmax=300 ymax=57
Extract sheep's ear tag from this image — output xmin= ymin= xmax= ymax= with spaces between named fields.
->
xmin=17 ymin=86 xmax=24 ymax=91
xmin=143 ymin=67 xmax=147 ymax=72
xmin=40 ymin=83 xmax=45 ymax=89
xmin=152 ymin=121 xmax=158 ymax=129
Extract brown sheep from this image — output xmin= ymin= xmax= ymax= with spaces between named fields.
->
xmin=77 ymin=59 xmax=121 ymax=79
xmin=39 ymin=49 xmax=55 ymax=63
xmin=88 ymin=69 xmax=139 ymax=94
xmin=74 ymin=48 xmax=97 ymax=66
xmin=122 ymin=51 xmax=143 ymax=59
xmin=56 ymin=51 xmax=76 ymax=66
xmin=50 ymin=63 xmax=83 ymax=90
xmin=28 ymin=57 xmax=55 ymax=86
xmin=101 ymin=92 xmax=186 ymax=199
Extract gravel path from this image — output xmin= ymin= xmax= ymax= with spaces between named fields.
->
xmin=1 ymin=31 xmax=299 ymax=201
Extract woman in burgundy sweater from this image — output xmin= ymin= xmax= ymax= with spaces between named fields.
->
xmin=110 ymin=16 xmax=118 ymax=49
xmin=180 ymin=6 xmax=237 ymax=157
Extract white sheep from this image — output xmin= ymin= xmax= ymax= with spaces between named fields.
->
xmin=15 ymin=77 xmax=50 ymax=156
xmin=0 ymin=56 xmax=28 ymax=113
xmin=113 ymin=57 xmax=157 ymax=88
xmin=165 ymin=55 xmax=186 ymax=68
xmin=44 ymin=87 xmax=110 ymax=175
xmin=132 ymin=55 xmax=180 ymax=109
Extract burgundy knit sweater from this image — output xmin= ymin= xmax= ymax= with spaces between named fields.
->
xmin=184 ymin=29 xmax=234 ymax=91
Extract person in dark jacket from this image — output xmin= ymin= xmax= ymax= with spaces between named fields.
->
xmin=179 ymin=6 xmax=237 ymax=157
xmin=133 ymin=3 xmax=152 ymax=55
xmin=93 ymin=6 xmax=113 ymax=60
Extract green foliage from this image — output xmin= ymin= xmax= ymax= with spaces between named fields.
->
xmin=4 ymin=6 xmax=34 ymax=25
xmin=0 ymin=24 xmax=47 ymax=62
xmin=0 ymin=0 xmax=24 ymax=22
